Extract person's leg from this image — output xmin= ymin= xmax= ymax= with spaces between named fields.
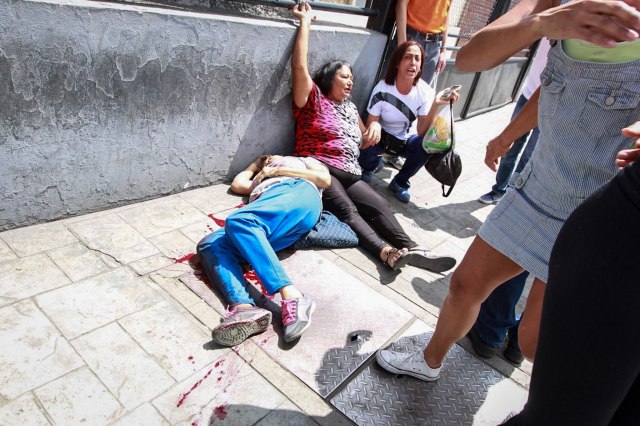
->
xmin=322 ymin=167 xmax=388 ymax=256
xmin=358 ymin=143 xmax=385 ymax=172
xmin=224 ymin=180 xmax=320 ymax=295
xmin=345 ymin=178 xmax=417 ymax=250
xmin=198 ymin=227 xmax=271 ymax=347
xmin=377 ymin=236 xmax=524 ymax=380
xmin=420 ymin=40 xmax=440 ymax=85
xmin=424 ymin=237 xmax=525 ymax=367
xmin=505 ymin=164 xmax=640 ymax=425
xmin=514 ymin=126 xmax=539 ymax=174
xmin=515 ymin=278 xmax=545 ymax=361
xmin=225 ymin=180 xmax=321 ymax=343
xmin=393 ymin=134 xmax=430 ymax=189
xmin=492 ymin=95 xmax=531 ymax=194
xmin=197 ymin=230 xmax=255 ymax=306
xmin=471 ymin=271 xmax=528 ymax=351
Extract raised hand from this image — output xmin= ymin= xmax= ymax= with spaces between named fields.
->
xmin=616 ymin=121 xmax=640 ymax=168
xmin=534 ymin=0 xmax=640 ymax=47
xmin=291 ymin=1 xmax=314 ymax=23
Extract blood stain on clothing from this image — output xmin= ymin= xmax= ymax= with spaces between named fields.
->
xmin=243 ymin=270 xmax=274 ymax=299
xmin=235 ymin=203 xmax=245 ymax=209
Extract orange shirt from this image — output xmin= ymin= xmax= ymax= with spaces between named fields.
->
xmin=407 ymin=0 xmax=450 ymax=34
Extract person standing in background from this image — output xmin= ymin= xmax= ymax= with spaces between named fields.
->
xmin=477 ymin=38 xmax=550 ymax=205
xmin=383 ymin=0 xmax=452 ymax=170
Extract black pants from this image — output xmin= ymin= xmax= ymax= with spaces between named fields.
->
xmin=505 ymin=162 xmax=640 ymax=425
xmin=322 ymin=164 xmax=417 ymax=256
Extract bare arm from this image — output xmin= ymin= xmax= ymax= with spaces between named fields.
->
xmin=456 ymin=0 xmax=640 ymax=72
xmin=230 ymin=156 xmax=269 ymax=195
xmin=435 ymin=9 xmax=450 ymax=74
xmin=396 ymin=0 xmax=409 ymax=44
xmin=259 ymin=160 xmax=332 ymax=189
xmin=361 ymin=115 xmax=382 ymax=149
xmin=485 ymin=87 xmax=540 ymax=171
xmin=291 ymin=3 xmax=315 ymax=108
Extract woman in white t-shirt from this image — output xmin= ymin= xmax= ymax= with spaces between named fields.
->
xmin=358 ymin=41 xmax=460 ymax=203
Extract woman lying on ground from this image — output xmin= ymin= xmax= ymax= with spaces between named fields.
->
xmin=197 ymin=154 xmax=330 ymax=346
xmin=289 ymin=2 xmax=456 ymax=273
xmin=358 ymin=41 xmax=460 ymax=203
xmin=376 ymin=0 xmax=640 ymax=381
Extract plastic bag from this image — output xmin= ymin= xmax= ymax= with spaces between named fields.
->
xmin=423 ymin=104 xmax=453 ymax=153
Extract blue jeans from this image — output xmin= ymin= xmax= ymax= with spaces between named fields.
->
xmin=474 ymin=271 xmax=528 ymax=349
xmin=359 ymin=134 xmax=432 ymax=190
xmin=492 ymin=94 xmax=540 ymax=195
xmin=197 ymin=179 xmax=321 ymax=306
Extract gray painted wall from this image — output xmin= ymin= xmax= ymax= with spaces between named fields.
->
xmin=0 ymin=0 xmax=386 ymax=230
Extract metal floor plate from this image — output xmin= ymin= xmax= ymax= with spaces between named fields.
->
xmin=331 ymin=321 xmax=527 ymax=425
xmin=181 ymin=250 xmax=412 ymax=397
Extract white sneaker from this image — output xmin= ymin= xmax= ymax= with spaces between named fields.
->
xmin=382 ymin=154 xmax=405 ymax=170
xmin=376 ymin=349 xmax=441 ymax=381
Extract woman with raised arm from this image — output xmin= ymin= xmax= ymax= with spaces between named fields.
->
xmin=197 ymin=154 xmax=330 ymax=346
xmin=289 ymin=2 xmax=456 ymax=273
xmin=376 ymin=0 xmax=640 ymax=390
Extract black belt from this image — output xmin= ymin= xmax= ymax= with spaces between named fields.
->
xmin=410 ymin=30 xmax=443 ymax=43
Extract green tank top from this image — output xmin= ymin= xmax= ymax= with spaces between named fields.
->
xmin=562 ymin=39 xmax=640 ymax=63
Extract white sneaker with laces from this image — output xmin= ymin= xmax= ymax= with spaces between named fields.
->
xmin=376 ymin=349 xmax=441 ymax=381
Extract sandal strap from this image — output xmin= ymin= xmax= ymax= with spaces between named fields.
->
xmin=384 ymin=247 xmax=399 ymax=266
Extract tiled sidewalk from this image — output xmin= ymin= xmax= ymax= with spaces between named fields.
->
xmin=0 ymin=104 xmax=531 ymax=425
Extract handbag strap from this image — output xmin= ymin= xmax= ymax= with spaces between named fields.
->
xmin=440 ymin=99 xmax=456 ymax=198
xmin=449 ymin=98 xmax=455 ymax=151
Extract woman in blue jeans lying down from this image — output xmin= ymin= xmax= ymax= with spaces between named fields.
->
xmin=197 ymin=154 xmax=330 ymax=346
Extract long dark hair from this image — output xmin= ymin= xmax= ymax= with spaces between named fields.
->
xmin=384 ymin=41 xmax=424 ymax=86
xmin=313 ymin=60 xmax=352 ymax=96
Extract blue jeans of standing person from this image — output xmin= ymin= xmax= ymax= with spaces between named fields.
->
xmin=492 ymin=94 xmax=540 ymax=195
xmin=359 ymin=134 xmax=432 ymax=190
xmin=197 ymin=179 xmax=321 ymax=306
xmin=474 ymin=271 xmax=528 ymax=349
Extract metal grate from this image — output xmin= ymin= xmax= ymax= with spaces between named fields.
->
xmin=331 ymin=321 xmax=528 ymax=425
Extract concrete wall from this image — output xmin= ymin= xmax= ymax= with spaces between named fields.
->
xmin=0 ymin=0 xmax=386 ymax=230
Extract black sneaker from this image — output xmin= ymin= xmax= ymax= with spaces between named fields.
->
xmin=503 ymin=344 xmax=524 ymax=367
xmin=466 ymin=327 xmax=499 ymax=359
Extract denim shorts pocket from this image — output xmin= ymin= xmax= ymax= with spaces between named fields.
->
xmin=510 ymin=162 xmax=533 ymax=190
xmin=538 ymin=70 xmax=566 ymax=118
xmin=578 ymin=89 xmax=640 ymax=138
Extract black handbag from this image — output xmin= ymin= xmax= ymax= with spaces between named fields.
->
xmin=382 ymin=129 xmax=407 ymax=156
xmin=425 ymin=100 xmax=462 ymax=197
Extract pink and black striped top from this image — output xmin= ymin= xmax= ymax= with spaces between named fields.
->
xmin=293 ymin=83 xmax=362 ymax=175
